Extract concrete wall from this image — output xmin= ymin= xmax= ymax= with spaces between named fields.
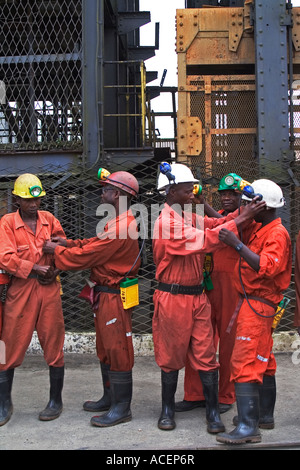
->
xmin=27 ymin=331 xmax=300 ymax=357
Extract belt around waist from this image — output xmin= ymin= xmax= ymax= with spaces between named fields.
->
xmin=157 ymin=282 xmax=204 ymax=296
xmin=94 ymin=285 xmax=120 ymax=294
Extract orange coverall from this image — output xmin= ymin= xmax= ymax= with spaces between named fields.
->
xmin=152 ymin=203 xmax=240 ymax=374
xmin=0 ymin=210 xmax=66 ymax=371
xmin=230 ymin=218 xmax=291 ymax=383
xmin=53 ymin=209 xmax=140 ymax=372
xmin=181 ymin=224 xmax=240 ymax=405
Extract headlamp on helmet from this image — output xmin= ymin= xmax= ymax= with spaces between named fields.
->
xmin=224 ymin=174 xmax=236 ymax=187
xmin=98 ymin=168 xmax=111 ymax=182
xmin=160 ymin=162 xmax=176 ymax=184
xmin=29 ymin=185 xmax=43 ymax=197
xmin=193 ymin=184 xmax=202 ymax=196
xmin=242 ymin=185 xmax=263 ymax=201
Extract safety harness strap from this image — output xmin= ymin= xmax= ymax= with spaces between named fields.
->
xmin=226 ymin=295 xmax=277 ymax=334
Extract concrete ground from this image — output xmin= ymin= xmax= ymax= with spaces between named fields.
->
xmin=1 ymin=352 xmax=300 ymax=451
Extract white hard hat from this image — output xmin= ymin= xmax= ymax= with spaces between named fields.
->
xmin=157 ymin=163 xmax=199 ymax=191
xmin=242 ymin=179 xmax=285 ymax=208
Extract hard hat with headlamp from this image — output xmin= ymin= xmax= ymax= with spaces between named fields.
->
xmin=12 ymin=173 xmax=46 ymax=199
xmin=218 ymin=173 xmax=250 ymax=192
xmin=242 ymin=179 xmax=285 ymax=208
xmin=98 ymin=168 xmax=139 ymax=197
xmin=157 ymin=162 xmax=199 ymax=192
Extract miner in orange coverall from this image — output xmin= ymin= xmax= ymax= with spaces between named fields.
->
xmin=176 ymin=173 xmax=243 ymax=414
xmin=216 ymin=179 xmax=292 ymax=445
xmin=43 ymin=170 xmax=140 ymax=428
xmin=152 ymin=163 xmax=266 ymax=434
xmin=293 ymin=231 xmax=300 ymax=335
xmin=0 ymin=174 xmax=66 ymax=427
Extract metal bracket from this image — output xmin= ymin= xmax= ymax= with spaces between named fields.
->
xmin=178 ymin=116 xmax=202 ymax=157
xmin=244 ymin=0 xmax=254 ymax=32
xmin=176 ymin=9 xmax=199 ymax=53
xmin=292 ymin=8 xmax=300 ymax=51
xmin=229 ymin=9 xmax=244 ymax=52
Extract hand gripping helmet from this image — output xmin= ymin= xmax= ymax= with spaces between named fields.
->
xmin=98 ymin=168 xmax=139 ymax=197
xmin=12 ymin=173 xmax=46 ymax=199
xmin=157 ymin=162 xmax=198 ymax=191
xmin=242 ymin=179 xmax=285 ymax=208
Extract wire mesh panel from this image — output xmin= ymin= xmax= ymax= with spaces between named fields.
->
xmin=0 ymin=0 xmax=83 ymax=151
xmin=186 ymin=75 xmax=258 ymax=194
xmin=0 ymin=159 xmax=163 ymax=334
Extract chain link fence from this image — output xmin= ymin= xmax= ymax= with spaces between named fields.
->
xmin=0 ymin=159 xmax=164 ymax=334
xmin=0 ymin=0 xmax=83 ymax=151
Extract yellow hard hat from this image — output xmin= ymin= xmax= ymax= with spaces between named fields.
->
xmin=12 ymin=173 xmax=46 ymax=198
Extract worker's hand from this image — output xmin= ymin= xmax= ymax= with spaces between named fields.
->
xmin=51 ymin=237 xmax=67 ymax=247
xmin=32 ymin=264 xmax=53 ymax=278
xmin=241 ymin=197 xmax=266 ymax=218
xmin=38 ymin=268 xmax=60 ymax=285
xmin=218 ymin=228 xmax=240 ymax=248
xmin=234 ymin=198 xmax=266 ymax=227
xmin=43 ymin=240 xmax=60 ymax=254
xmin=193 ymin=193 xmax=204 ymax=205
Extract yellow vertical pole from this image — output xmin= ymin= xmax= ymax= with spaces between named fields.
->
xmin=140 ymin=61 xmax=146 ymax=146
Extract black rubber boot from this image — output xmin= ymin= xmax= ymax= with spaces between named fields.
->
xmin=158 ymin=370 xmax=178 ymax=431
xmin=0 ymin=369 xmax=14 ymax=426
xmin=83 ymin=362 xmax=111 ymax=412
xmin=199 ymin=370 xmax=225 ymax=434
xmin=39 ymin=366 xmax=64 ymax=421
xmin=258 ymin=375 xmax=276 ymax=429
xmin=175 ymin=399 xmax=206 ymax=412
xmin=175 ymin=400 xmax=232 ymax=413
xmin=91 ymin=370 xmax=132 ymax=427
xmin=232 ymin=375 xmax=276 ymax=429
xmin=219 ymin=403 xmax=233 ymax=414
xmin=216 ymin=382 xmax=261 ymax=445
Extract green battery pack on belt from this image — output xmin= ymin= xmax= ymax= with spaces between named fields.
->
xmin=272 ymin=297 xmax=290 ymax=330
xmin=120 ymin=278 xmax=139 ymax=309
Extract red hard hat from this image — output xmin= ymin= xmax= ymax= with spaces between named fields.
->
xmin=102 ymin=171 xmax=139 ymax=197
